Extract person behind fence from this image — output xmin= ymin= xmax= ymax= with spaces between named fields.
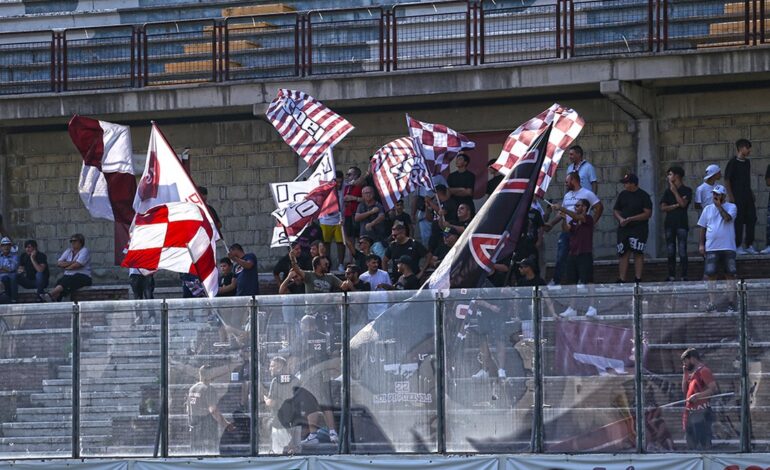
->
xmin=44 ymin=233 xmax=92 ymax=302
xmin=660 ymin=166 xmax=692 ymax=281
xmin=697 ymin=184 xmax=738 ymax=313
xmin=129 ymin=268 xmax=155 ymax=300
xmin=187 ymin=364 xmax=234 ymax=455
xmin=0 ymin=237 xmax=19 ymax=303
xmin=262 ymin=355 xmax=299 ymax=453
xmin=14 ymin=239 xmax=49 ymax=302
xmin=681 ymin=348 xmax=717 ymax=450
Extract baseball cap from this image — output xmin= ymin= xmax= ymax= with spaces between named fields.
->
xmin=517 ymin=257 xmax=536 ymax=269
xmin=397 ymin=255 xmax=413 ymax=265
xmin=0 ymin=237 xmax=11 ymax=245
xmin=712 ymin=184 xmax=727 ymax=195
xmin=703 ymin=164 xmax=720 ymax=181
xmin=620 ymin=173 xmax=639 ymax=185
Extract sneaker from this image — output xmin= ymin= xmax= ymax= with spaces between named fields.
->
xmin=736 ymin=246 xmax=748 ymax=256
xmin=705 ymin=303 xmax=717 ymax=313
xmin=761 ymin=246 xmax=770 ymax=255
xmin=329 ymin=429 xmax=339 ymax=443
xmin=336 ymin=264 xmax=345 ymax=273
xmin=301 ymin=432 xmax=319 ymax=445
xmin=745 ymin=246 xmax=758 ymax=255
xmin=471 ymin=369 xmax=489 ymax=379
xmin=726 ymin=303 xmax=737 ymax=314
xmin=559 ymin=306 xmax=578 ymax=318
xmin=42 ymin=293 xmax=53 ymax=303
xmin=585 ymin=306 xmax=598 ymax=317
xmin=497 ymin=368 xmax=507 ymax=378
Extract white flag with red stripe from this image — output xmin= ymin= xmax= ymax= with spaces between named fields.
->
xmin=491 ymin=104 xmax=584 ymax=197
xmin=407 ymin=115 xmax=475 ymax=175
xmin=68 ymin=115 xmax=137 ymax=265
xmin=266 ymin=89 xmax=354 ymax=166
xmin=133 ymin=123 xmax=221 ymax=242
xmin=122 ymin=202 xmax=218 ymax=297
xmin=370 ymin=137 xmax=433 ymax=210
xmin=271 ymin=180 xmax=339 ymax=237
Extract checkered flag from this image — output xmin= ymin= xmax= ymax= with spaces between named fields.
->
xmin=407 ymin=115 xmax=475 ymax=175
xmin=370 ymin=137 xmax=433 ymax=210
xmin=266 ymin=89 xmax=354 ymax=166
xmin=491 ymin=104 xmax=584 ymax=197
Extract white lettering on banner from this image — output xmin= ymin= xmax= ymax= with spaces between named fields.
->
xmin=372 ymin=392 xmax=433 ymax=404
xmin=274 ymin=183 xmax=309 ymax=205
xmin=282 ymin=99 xmax=326 ymax=142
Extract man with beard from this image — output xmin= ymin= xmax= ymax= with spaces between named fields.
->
xmin=681 ymin=348 xmax=717 ymax=450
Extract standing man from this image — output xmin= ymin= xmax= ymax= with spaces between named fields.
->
xmin=342 ymin=166 xmax=364 ymax=241
xmin=382 ymin=221 xmax=426 ymax=283
xmin=543 ymin=172 xmax=602 ymax=285
xmin=552 ymin=198 xmax=597 ymax=317
xmin=697 ymin=185 xmax=738 ymax=313
xmin=694 ymin=164 xmax=721 ymax=212
xmin=566 ymin=145 xmax=598 ymax=193
xmin=613 ymin=174 xmax=653 ymax=283
xmin=660 ymin=166 xmax=692 ymax=281
xmin=724 ymin=139 xmax=757 ymax=255
xmin=681 ymin=348 xmax=717 ymax=450
xmin=228 ymin=244 xmax=259 ymax=296
xmin=447 ymin=153 xmax=476 ymax=213
xmin=187 ymin=365 xmax=234 ymax=455
xmin=319 ymin=171 xmax=346 ymax=272
xmin=354 ymin=186 xmax=387 ymax=257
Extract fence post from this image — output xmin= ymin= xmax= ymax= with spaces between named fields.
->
xmin=633 ymin=282 xmax=645 ymax=452
xmin=435 ymin=291 xmax=446 ymax=453
xmin=340 ymin=293 xmax=352 ymax=453
xmin=71 ymin=302 xmax=81 ymax=458
xmin=392 ymin=7 xmax=398 ymax=71
xmin=531 ymin=286 xmax=543 ymax=452
xmin=739 ymin=280 xmax=751 ymax=452
xmin=478 ymin=1 xmax=485 ymax=64
xmin=250 ymin=296 xmax=259 ymax=456
xmin=159 ymin=299 xmax=169 ymax=457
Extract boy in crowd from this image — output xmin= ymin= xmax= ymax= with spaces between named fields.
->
xmin=660 ymin=166 xmax=692 ymax=281
xmin=724 ymin=138 xmax=757 ymax=255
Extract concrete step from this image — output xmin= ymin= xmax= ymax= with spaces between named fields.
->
xmin=0 ymin=434 xmax=108 ymax=454
xmin=41 ymin=376 xmax=158 ymax=393
xmin=1 ymin=419 xmax=111 ymax=438
xmin=57 ymin=362 xmax=160 ymax=379
xmin=15 ymin=404 xmax=139 ymax=422
xmin=30 ymin=390 xmax=142 ymax=407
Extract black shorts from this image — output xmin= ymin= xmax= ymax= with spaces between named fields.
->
xmin=617 ymin=228 xmax=648 ymax=256
xmin=565 ymin=253 xmax=593 ymax=284
xmin=56 ymin=274 xmax=92 ymax=296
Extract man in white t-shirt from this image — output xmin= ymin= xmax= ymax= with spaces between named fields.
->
xmin=694 ymin=164 xmax=721 ymax=212
xmin=697 ymin=184 xmax=737 ymax=313
xmin=544 ymin=171 xmax=603 ymax=285
xmin=358 ymin=254 xmax=392 ymax=320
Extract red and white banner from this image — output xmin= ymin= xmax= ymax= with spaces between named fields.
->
xmin=407 ymin=115 xmax=475 ymax=175
xmin=491 ymin=103 xmax=584 ymax=197
xmin=68 ymin=115 xmax=137 ymax=265
xmin=266 ymin=89 xmax=354 ymax=166
xmin=271 ymin=180 xmax=339 ymax=236
xmin=121 ymin=202 xmax=218 ymax=297
xmin=554 ymin=318 xmax=634 ymax=376
xmin=370 ymin=137 xmax=433 ymax=210
xmin=133 ymin=123 xmax=220 ymax=242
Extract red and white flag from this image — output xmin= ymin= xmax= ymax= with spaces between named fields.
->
xmin=490 ymin=104 xmax=584 ymax=197
xmin=407 ymin=115 xmax=475 ymax=175
xmin=370 ymin=137 xmax=433 ymax=210
xmin=68 ymin=115 xmax=137 ymax=265
xmin=134 ymin=123 xmax=220 ymax=242
xmin=266 ymin=89 xmax=354 ymax=166
xmin=271 ymin=180 xmax=339 ymax=237
xmin=122 ymin=202 xmax=218 ymax=297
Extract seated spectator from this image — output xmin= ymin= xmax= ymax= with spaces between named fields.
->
xmin=217 ymin=258 xmax=237 ymax=297
xmin=45 ymin=233 xmax=92 ymax=302
xmin=14 ymin=239 xmax=49 ymax=302
xmin=228 ymin=243 xmax=259 ymax=296
xmin=0 ymin=237 xmax=19 ymax=302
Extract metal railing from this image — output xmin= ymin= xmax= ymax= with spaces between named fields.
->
xmin=1 ymin=280 xmax=770 ymax=459
xmin=0 ymin=0 xmax=766 ymax=95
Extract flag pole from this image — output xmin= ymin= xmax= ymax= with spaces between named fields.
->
xmin=185 ymin=242 xmax=213 ymax=298
xmin=655 ymin=392 xmax=734 ymax=409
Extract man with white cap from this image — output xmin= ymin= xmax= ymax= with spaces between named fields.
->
xmin=0 ymin=237 xmax=18 ymax=302
xmin=694 ymin=164 xmax=721 ymax=212
xmin=697 ymin=184 xmax=738 ymax=313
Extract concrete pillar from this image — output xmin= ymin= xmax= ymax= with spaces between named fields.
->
xmin=0 ymin=130 xmax=7 ymax=233
xmin=600 ymin=80 xmax=660 ymax=258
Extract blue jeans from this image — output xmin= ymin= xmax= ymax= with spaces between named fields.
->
xmin=15 ymin=272 xmax=48 ymax=297
xmin=665 ymin=227 xmax=689 ymax=279
xmin=0 ymin=273 xmax=18 ymax=302
xmin=552 ymin=232 xmax=570 ymax=285
xmin=417 ymin=214 xmax=432 ymax=248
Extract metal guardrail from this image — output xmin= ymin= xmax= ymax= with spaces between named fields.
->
xmin=0 ymin=0 xmax=765 ymax=96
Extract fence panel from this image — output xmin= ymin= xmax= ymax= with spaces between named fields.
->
xmin=307 ymin=8 xmax=384 ymax=76
xmin=392 ymin=1 xmax=472 ymax=71
xmin=224 ymin=13 xmax=300 ymax=81
xmin=571 ymin=0 xmax=653 ymax=56
xmin=664 ymin=0 xmax=749 ymax=50
xmin=63 ymin=26 xmax=136 ymax=92
xmin=745 ymin=280 xmax=770 ymax=452
xmin=143 ymin=19 xmax=218 ymax=87
xmin=0 ymin=31 xmax=54 ymax=95
xmin=481 ymin=1 xmax=560 ymax=64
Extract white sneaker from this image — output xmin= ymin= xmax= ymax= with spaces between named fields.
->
xmin=560 ymin=306 xmax=578 ymax=318
xmin=471 ymin=369 xmax=489 ymax=379
xmin=745 ymin=246 xmax=758 ymax=255
xmin=761 ymin=246 xmax=770 ymax=255
xmin=736 ymin=246 xmax=748 ymax=256
xmin=585 ymin=306 xmax=598 ymax=317
xmin=301 ymin=432 xmax=319 ymax=444
xmin=497 ymin=368 xmax=507 ymax=378
xmin=329 ymin=429 xmax=339 ymax=443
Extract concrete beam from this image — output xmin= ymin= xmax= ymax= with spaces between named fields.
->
xmin=600 ymin=80 xmax=656 ymax=119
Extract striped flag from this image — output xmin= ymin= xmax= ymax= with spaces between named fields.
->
xmin=68 ymin=115 xmax=137 ymax=265
xmin=407 ymin=115 xmax=475 ymax=175
xmin=370 ymin=137 xmax=433 ymax=210
xmin=271 ymin=180 xmax=339 ymax=237
xmin=266 ymin=89 xmax=354 ymax=166
xmin=121 ymin=202 xmax=218 ymax=297
xmin=491 ymin=104 xmax=584 ymax=198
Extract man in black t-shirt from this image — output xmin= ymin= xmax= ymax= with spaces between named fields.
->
xmin=273 ymin=242 xmax=311 ymax=295
xmin=426 ymin=184 xmax=458 ymax=254
xmin=381 ymin=255 xmax=420 ymax=291
xmin=15 ymin=239 xmax=49 ymax=297
xmin=660 ymin=166 xmax=692 ymax=281
xmin=725 ymin=138 xmax=757 ymax=254
xmin=382 ymin=221 xmax=427 ymax=283
xmin=613 ymin=173 xmax=653 ymax=283
xmin=217 ymin=258 xmax=237 ymax=297
xmin=447 ymin=153 xmax=476 ymax=213
xmin=763 ymin=163 xmax=770 ymax=254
